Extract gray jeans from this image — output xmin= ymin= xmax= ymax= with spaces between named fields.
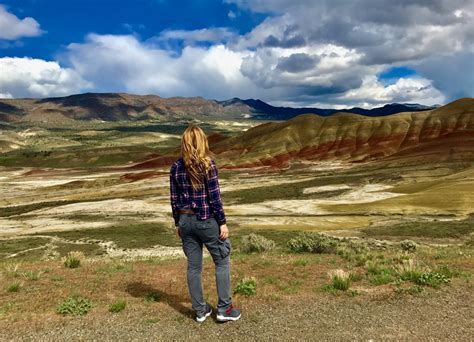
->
xmin=178 ymin=213 xmax=232 ymax=315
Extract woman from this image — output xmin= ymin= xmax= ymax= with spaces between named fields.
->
xmin=169 ymin=125 xmax=241 ymax=323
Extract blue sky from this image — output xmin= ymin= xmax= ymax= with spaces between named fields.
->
xmin=0 ymin=0 xmax=472 ymax=108
xmin=1 ymin=0 xmax=266 ymax=60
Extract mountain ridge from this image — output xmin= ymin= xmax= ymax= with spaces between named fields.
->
xmin=0 ymin=92 xmax=439 ymax=123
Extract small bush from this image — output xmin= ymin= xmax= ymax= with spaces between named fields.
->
xmin=434 ymin=265 xmax=460 ymax=278
xmin=400 ymin=240 xmax=418 ymax=252
xmin=415 ymin=272 xmax=450 ymax=288
xmin=63 ymin=251 xmax=85 ymax=269
xmin=56 ymin=295 xmax=92 ymax=316
xmin=21 ymin=270 xmax=43 ymax=281
xmin=7 ymin=282 xmax=21 ymax=292
xmin=109 ymin=299 xmax=127 ymax=313
xmin=287 ymin=232 xmax=338 ymax=254
xmin=234 ymin=277 xmax=257 ymax=296
xmin=144 ymin=291 xmax=161 ymax=303
xmin=369 ymin=272 xmax=394 ymax=285
xmin=328 ymin=269 xmax=351 ymax=291
xmin=396 ymin=259 xmax=425 ymax=282
xmin=240 ymin=234 xmax=275 ymax=253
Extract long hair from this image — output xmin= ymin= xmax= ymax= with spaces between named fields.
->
xmin=181 ymin=125 xmax=215 ymax=190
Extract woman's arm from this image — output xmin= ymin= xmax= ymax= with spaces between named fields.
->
xmin=206 ymin=160 xmax=226 ymax=226
xmin=169 ymin=163 xmax=180 ymax=228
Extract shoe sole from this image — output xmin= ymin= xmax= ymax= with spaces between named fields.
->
xmin=196 ymin=310 xmax=212 ymax=323
xmin=216 ymin=313 xmax=241 ymax=322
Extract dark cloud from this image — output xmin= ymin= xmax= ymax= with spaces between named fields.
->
xmin=276 ymin=53 xmax=319 ymax=73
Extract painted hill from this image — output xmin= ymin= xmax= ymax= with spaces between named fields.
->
xmin=129 ymin=98 xmax=473 ymax=169
xmin=211 ymin=98 xmax=473 ymax=168
xmin=0 ymin=92 xmax=436 ymax=123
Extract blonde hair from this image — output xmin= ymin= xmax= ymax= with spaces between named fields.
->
xmin=181 ymin=125 xmax=215 ymax=190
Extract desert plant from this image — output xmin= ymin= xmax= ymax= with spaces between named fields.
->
xmin=287 ymin=232 xmax=338 ymax=254
xmin=56 ymin=295 xmax=92 ymax=316
xmin=415 ymin=271 xmax=450 ymax=288
xmin=21 ymin=270 xmax=43 ymax=281
xmin=7 ymin=282 xmax=21 ymax=292
xmin=2 ymin=262 xmax=23 ymax=278
xmin=400 ymin=240 xmax=418 ymax=252
xmin=109 ymin=299 xmax=127 ymax=313
xmin=240 ymin=233 xmax=275 ymax=253
xmin=63 ymin=251 xmax=85 ymax=268
xmin=144 ymin=291 xmax=161 ymax=303
xmin=328 ymin=269 xmax=351 ymax=291
xmin=293 ymin=257 xmax=308 ymax=267
xmin=234 ymin=277 xmax=257 ymax=296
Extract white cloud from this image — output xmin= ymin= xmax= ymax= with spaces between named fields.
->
xmin=337 ymin=76 xmax=445 ymax=107
xmin=157 ymin=27 xmax=236 ymax=43
xmin=0 ymin=5 xmax=43 ymax=40
xmin=0 ymin=57 xmax=91 ymax=98
xmin=60 ymin=33 xmax=258 ymax=100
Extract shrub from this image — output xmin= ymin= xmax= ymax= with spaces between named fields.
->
xmin=7 ymin=282 xmax=21 ymax=292
xmin=415 ymin=272 xmax=450 ymax=288
xmin=328 ymin=269 xmax=351 ymax=291
xmin=144 ymin=291 xmax=161 ymax=303
xmin=234 ymin=277 xmax=257 ymax=296
xmin=400 ymin=240 xmax=418 ymax=252
xmin=366 ymin=260 xmax=394 ymax=285
xmin=56 ymin=295 xmax=92 ymax=316
xmin=396 ymin=258 xmax=425 ymax=282
xmin=63 ymin=251 xmax=85 ymax=269
xmin=109 ymin=299 xmax=127 ymax=313
xmin=287 ymin=232 xmax=338 ymax=254
xmin=21 ymin=270 xmax=43 ymax=281
xmin=240 ymin=234 xmax=275 ymax=253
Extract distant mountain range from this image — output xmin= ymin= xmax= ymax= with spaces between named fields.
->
xmin=0 ymin=92 xmax=438 ymax=123
xmin=219 ymin=98 xmax=437 ymax=119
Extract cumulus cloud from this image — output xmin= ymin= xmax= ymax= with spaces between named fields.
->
xmin=337 ymin=76 xmax=445 ymax=107
xmin=3 ymin=0 xmax=472 ymax=106
xmin=0 ymin=5 xmax=43 ymax=40
xmin=60 ymin=33 xmax=258 ymax=100
xmin=224 ymin=0 xmax=474 ymax=105
xmin=0 ymin=57 xmax=91 ymax=98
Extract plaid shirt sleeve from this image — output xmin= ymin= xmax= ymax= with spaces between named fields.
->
xmin=207 ymin=160 xmax=226 ymax=226
xmin=169 ymin=163 xmax=180 ymax=227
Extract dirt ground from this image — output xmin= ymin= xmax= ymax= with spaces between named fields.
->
xmin=1 ymin=281 xmax=472 ymax=341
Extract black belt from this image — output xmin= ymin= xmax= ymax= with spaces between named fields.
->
xmin=179 ymin=209 xmax=196 ymax=214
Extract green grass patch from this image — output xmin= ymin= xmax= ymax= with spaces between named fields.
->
xmin=56 ymin=295 xmax=92 ymax=316
xmin=0 ymin=237 xmax=48 ymax=258
xmin=109 ymin=298 xmax=127 ymax=313
xmin=6 ymin=282 xmax=21 ymax=292
xmin=144 ymin=291 xmax=161 ymax=303
xmin=362 ymin=218 xmax=474 ymax=239
xmin=234 ymin=277 xmax=257 ymax=296
xmin=33 ymin=222 xmax=179 ymax=249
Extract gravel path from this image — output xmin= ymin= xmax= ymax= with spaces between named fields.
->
xmin=2 ymin=281 xmax=472 ymax=341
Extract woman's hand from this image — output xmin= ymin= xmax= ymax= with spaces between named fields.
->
xmin=219 ymin=224 xmax=229 ymax=240
xmin=176 ymin=226 xmax=181 ymax=238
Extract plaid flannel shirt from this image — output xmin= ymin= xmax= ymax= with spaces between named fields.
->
xmin=169 ymin=158 xmax=227 ymax=227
